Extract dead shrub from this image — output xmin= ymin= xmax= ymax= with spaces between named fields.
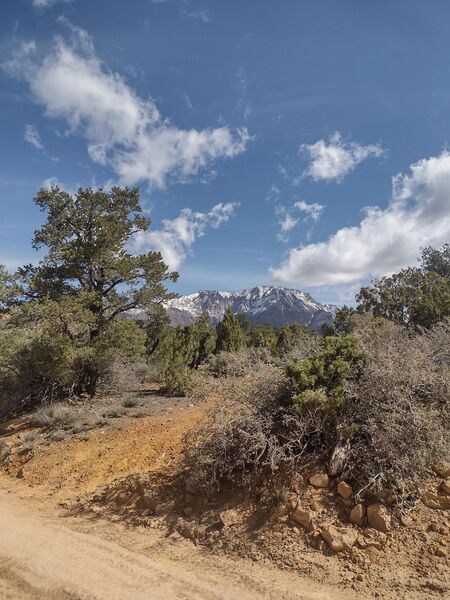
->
xmin=32 ymin=403 xmax=75 ymax=428
xmin=184 ymin=317 xmax=450 ymax=512
xmin=208 ymin=347 xmax=274 ymax=378
xmin=183 ymin=365 xmax=328 ymax=491
xmin=342 ymin=317 xmax=450 ymax=510
xmin=98 ymin=360 xmax=157 ymax=395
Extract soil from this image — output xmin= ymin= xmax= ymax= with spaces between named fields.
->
xmin=0 ymin=387 xmax=448 ymax=599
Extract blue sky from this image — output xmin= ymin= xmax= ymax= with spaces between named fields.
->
xmin=2 ymin=0 xmax=450 ymax=304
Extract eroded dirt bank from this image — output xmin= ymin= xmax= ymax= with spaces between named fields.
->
xmin=0 ymin=391 xmax=448 ymax=599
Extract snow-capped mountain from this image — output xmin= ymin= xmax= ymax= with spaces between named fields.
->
xmin=164 ymin=286 xmax=336 ymax=331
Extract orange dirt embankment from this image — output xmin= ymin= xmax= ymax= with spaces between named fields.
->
xmin=4 ymin=397 xmax=212 ymax=501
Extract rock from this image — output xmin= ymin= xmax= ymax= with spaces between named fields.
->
xmin=350 ymin=504 xmax=365 ymax=527
xmin=357 ymin=533 xmax=367 ymax=548
xmin=329 ymin=439 xmax=350 ymax=476
xmin=309 ymin=473 xmax=329 ymax=488
xmin=290 ymin=507 xmax=315 ymax=530
xmin=362 ymin=528 xmax=387 ymax=549
xmin=400 ymin=514 xmax=413 ymax=527
xmin=219 ymin=509 xmax=241 ymax=527
xmin=320 ymin=524 xmax=358 ymax=552
xmin=271 ymin=503 xmax=289 ymax=522
xmin=367 ymin=503 xmax=391 ymax=532
xmin=435 ymin=547 xmax=447 ymax=558
xmin=422 ymin=491 xmax=450 ymax=510
xmin=433 ymin=462 xmax=450 ymax=478
xmin=337 ymin=481 xmax=353 ymax=500
xmin=441 ymin=478 xmax=450 ymax=495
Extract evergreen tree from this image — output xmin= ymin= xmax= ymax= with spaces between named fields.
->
xmin=215 ymin=307 xmax=245 ymax=353
xmin=13 ymin=186 xmax=177 ymax=395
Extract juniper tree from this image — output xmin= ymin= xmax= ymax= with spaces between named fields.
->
xmin=15 ymin=186 xmax=177 ymax=395
xmin=215 ymin=307 xmax=245 ymax=353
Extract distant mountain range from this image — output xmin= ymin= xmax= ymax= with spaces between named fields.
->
xmin=163 ymin=286 xmax=336 ymax=331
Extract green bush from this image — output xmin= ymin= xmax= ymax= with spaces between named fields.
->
xmin=287 ymin=334 xmax=365 ymax=416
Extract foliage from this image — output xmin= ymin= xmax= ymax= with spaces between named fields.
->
xmin=334 ymin=305 xmax=357 ymax=334
xmin=342 ymin=316 xmax=449 ymax=508
xmin=208 ymin=346 xmax=273 ymax=377
xmin=154 ymin=316 xmax=216 ymax=395
xmin=276 ymin=323 xmax=313 ymax=356
xmin=287 ymin=334 xmax=365 ymax=416
xmin=215 ymin=308 xmax=245 ymax=353
xmin=0 ymin=186 xmax=176 ymax=409
xmin=421 ymin=243 xmax=450 ymax=279
xmin=356 ymin=245 xmax=450 ymax=330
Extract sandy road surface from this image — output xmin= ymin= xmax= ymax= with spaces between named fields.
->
xmin=0 ymin=486 xmax=361 ymax=600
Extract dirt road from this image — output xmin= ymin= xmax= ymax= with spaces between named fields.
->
xmin=0 ymin=486 xmax=362 ymax=600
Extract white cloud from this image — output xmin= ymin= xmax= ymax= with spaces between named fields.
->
xmin=134 ymin=202 xmax=238 ymax=270
xmin=271 ymin=151 xmax=450 ymax=286
xmin=275 ymin=199 xmax=325 ymax=242
xmin=181 ymin=8 xmax=212 ymax=23
xmin=24 ymin=124 xmax=43 ymax=150
xmin=33 ymin=0 xmax=71 ymax=8
xmin=300 ymin=131 xmax=385 ymax=183
xmin=293 ymin=200 xmax=324 ymax=222
xmin=6 ymin=27 xmax=249 ymax=189
xmin=236 ymin=66 xmax=251 ymax=120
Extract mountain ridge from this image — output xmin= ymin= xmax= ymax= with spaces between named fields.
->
xmin=164 ymin=285 xmax=336 ymax=331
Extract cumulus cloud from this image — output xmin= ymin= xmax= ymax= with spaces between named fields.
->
xmin=271 ymin=151 xmax=450 ymax=286
xmin=134 ymin=202 xmax=238 ymax=270
xmin=6 ymin=26 xmax=249 ymax=188
xmin=24 ymin=124 xmax=43 ymax=150
xmin=300 ymin=132 xmax=385 ymax=183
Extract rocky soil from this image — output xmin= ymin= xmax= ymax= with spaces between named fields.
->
xmin=0 ymin=388 xmax=448 ymax=599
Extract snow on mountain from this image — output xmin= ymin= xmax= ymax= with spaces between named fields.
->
xmin=164 ymin=286 xmax=336 ymax=331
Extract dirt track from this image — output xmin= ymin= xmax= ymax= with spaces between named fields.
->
xmin=0 ymin=485 xmax=362 ymax=600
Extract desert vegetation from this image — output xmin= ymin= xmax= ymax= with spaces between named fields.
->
xmin=0 ymin=186 xmax=449 ymax=560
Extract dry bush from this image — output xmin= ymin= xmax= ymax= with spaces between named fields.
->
xmin=343 ymin=317 xmax=450 ymax=510
xmin=21 ymin=431 xmax=40 ymax=451
xmin=98 ymin=360 xmax=157 ymax=395
xmin=32 ymin=403 xmax=74 ymax=428
xmin=208 ymin=347 xmax=274 ymax=378
xmin=185 ymin=317 xmax=449 ymax=511
xmin=184 ymin=365 xmax=332 ymax=491
xmin=281 ymin=335 xmax=321 ymax=366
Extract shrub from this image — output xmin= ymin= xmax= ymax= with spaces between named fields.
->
xmin=184 ymin=319 xmax=450 ymax=511
xmin=341 ymin=317 xmax=449 ymax=509
xmin=288 ymin=334 xmax=365 ymax=416
xmin=32 ymin=403 xmax=74 ymax=428
xmin=208 ymin=347 xmax=273 ymax=377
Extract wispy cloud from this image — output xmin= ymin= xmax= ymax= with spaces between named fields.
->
xmin=293 ymin=200 xmax=324 ymax=222
xmin=5 ymin=24 xmax=249 ymax=189
xmin=180 ymin=6 xmax=212 ymax=23
xmin=24 ymin=124 xmax=44 ymax=150
xmin=300 ymin=131 xmax=385 ymax=183
xmin=236 ymin=66 xmax=251 ymax=119
xmin=32 ymin=0 xmax=72 ymax=8
xmin=271 ymin=151 xmax=450 ymax=286
xmin=134 ymin=202 xmax=238 ymax=270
